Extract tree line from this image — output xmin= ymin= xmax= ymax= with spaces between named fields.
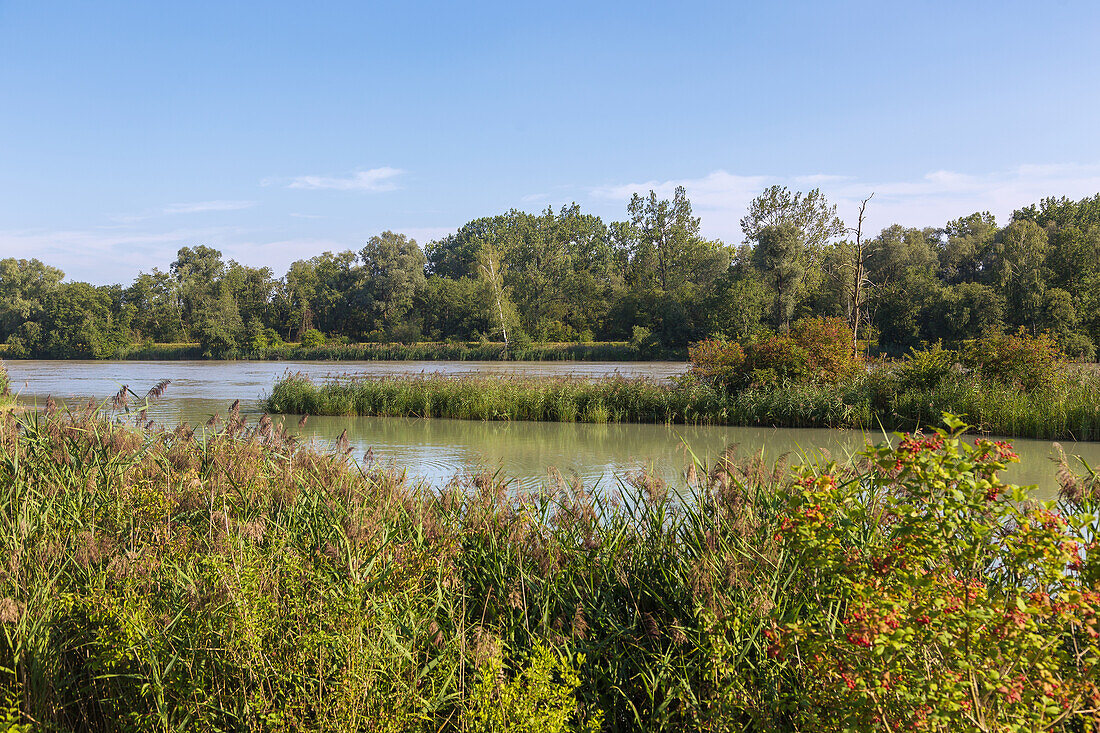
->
xmin=1 ymin=187 xmax=1099 ymax=359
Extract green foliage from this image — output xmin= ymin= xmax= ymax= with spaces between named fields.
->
xmin=963 ymin=329 xmax=1064 ymax=391
xmin=893 ymin=341 xmax=957 ymax=391
xmin=300 ymin=328 xmax=326 ymax=348
xmin=265 ymin=372 xmax=726 ymax=424
xmin=3 ymin=335 xmax=25 ymax=359
xmin=629 ymin=325 xmax=661 ymax=357
xmin=5 ymin=189 xmax=1100 ymax=358
xmin=689 ymin=317 xmax=862 ymax=391
xmin=508 ymin=329 xmax=533 ymax=354
xmin=751 ymin=222 xmax=805 ymax=329
xmin=1058 ymin=330 xmax=1096 ymax=362
xmin=194 ymin=285 xmax=244 ymax=357
xmin=0 ymin=258 xmax=64 ymax=341
xmin=267 ymin=356 xmax=1100 ymax=441
xmin=739 ymin=184 xmax=845 ymax=251
xmin=466 ymin=644 xmax=600 ymax=733
xmin=359 ymin=231 xmax=427 ymax=334
xmin=769 ymin=422 xmax=1100 ymax=730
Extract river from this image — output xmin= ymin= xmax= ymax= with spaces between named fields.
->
xmin=6 ymin=359 xmax=1097 ymax=498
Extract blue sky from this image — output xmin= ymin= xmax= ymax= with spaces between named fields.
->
xmin=2 ymin=0 xmax=1099 ymax=283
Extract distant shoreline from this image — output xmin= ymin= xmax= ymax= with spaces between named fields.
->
xmin=0 ymin=340 xmax=687 ymax=362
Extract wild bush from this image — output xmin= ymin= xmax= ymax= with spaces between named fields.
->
xmin=789 ymin=316 xmax=863 ymax=384
xmin=689 ymin=317 xmax=861 ymax=391
xmin=465 ymin=644 xmax=600 ymax=732
xmin=892 ymin=341 xmax=957 ymax=392
xmin=299 ymin=328 xmax=326 ymax=348
xmin=687 ymin=338 xmax=745 ymax=387
xmin=963 ymin=329 xmax=1064 ymax=391
xmin=768 ymin=417 xmax=1100 ymax=730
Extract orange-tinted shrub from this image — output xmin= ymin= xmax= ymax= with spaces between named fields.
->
xmin=687 ymin=339 xmax=745 ymax=387
xmin=689 ymin=317 xmax=861 ymax=391
xmin=789 ymin=317 xmax=863 ymax=384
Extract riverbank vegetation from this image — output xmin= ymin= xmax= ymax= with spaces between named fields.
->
xmin=3 ymin=402 xmax=1100 ymax=730
xmin=266 ymin=322 xmax=1100 ymax=441
xmin=2 ymin=188 xmax=1099 ymax=360
xmin=77 ymin=339 xmax=655 ymax=362
xmin=0 ymin=361 xmax=10 ymax=410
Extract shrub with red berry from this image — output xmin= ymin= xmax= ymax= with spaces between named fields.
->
xmin=766 ymin=415 xmax=1100 ymax=731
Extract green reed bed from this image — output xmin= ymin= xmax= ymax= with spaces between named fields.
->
xmin=266 ymin=373 xmax=725 ymax=424
xmin=266 ymin=369 xmax=1100 ymax=440
xmin=4 ymin=402 xmax=1100 ymax=731
xmin=873 ymin=373 xmax=1100 ymax=441
xmin=111 ymin=342 xmax=204 ymax=360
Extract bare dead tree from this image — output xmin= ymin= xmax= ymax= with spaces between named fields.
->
xmin=846 ymin=193 xmax=874 ymax=356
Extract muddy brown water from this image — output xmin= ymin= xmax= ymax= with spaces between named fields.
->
xmin=7 ymin=359 xmax=1098 ymax=498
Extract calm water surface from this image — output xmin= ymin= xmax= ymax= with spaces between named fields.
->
xmin=7 ymin=359 xmax=1097 ymax=498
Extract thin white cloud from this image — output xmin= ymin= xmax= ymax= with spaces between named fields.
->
xmin=399 ymin=226 xmax=456 ymax=243
xmin=108 ymin=200 xmax=257 ymax=223
xmin=0 ymin=226 xmax=246 ymax=282
xmin=270 ymin=167 xmax=404 ymax=192
xmin=221 ymin=237 xmax=359 ymax=270
xmin=591 ymin=164 xmax=1100 ymax=242
xmin=161 ymin=200 xmax=256 ymax=214
xmin=592 ymin=170 xmax=771 ymax=211
xmin=793 ymin=174 xmax=852 ymax=186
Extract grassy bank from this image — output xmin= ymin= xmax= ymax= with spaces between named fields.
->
xmin=265 ymin=369 xmax=1100 ymax=440
xmin=15 ymin=340 xmax=675 ymax=362
xmin=2 ymin=404 xmax=1100 ymax=730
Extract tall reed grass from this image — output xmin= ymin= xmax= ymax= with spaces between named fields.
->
xmin=3 ymin=400 xmax=1100 ymax=730
xmin=266 ymin=369 xmax=1100 ymax=440
xmin=266 ymin=373 xmax=722 ymax=424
